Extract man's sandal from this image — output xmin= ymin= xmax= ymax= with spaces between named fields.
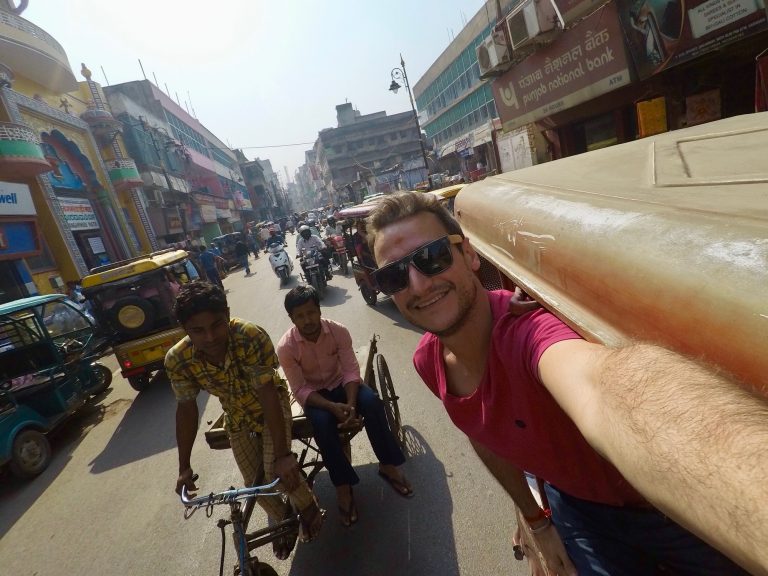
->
xmin=338 ymin=488 xmax=358 ymax=527
xmin=378 ymin=470 xmax=415 ymax=498
xmin=272 ymin=531 xmax=297 ymax=561
xmin=297 ymin=497 xmax=325 ymax=543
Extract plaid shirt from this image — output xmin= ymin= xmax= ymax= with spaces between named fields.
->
xmin=165 ymin=318 xmax=287 ymax=433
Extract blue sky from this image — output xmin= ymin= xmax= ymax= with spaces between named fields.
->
xmin=23 ymin=0 xmax=488 ymax=181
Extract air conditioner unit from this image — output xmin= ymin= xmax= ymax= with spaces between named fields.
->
xmin=506 ymin=0 xmax=563 ymax=50
xmin=476 ymin=28 xmax=512 ymax=79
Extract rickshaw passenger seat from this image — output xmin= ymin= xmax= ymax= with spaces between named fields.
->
xmin=0 ymin=342 xmax=58 ymax=379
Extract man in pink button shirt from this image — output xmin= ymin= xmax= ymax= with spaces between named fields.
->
xmin=277 ymin=285 xmax=411 ymax=527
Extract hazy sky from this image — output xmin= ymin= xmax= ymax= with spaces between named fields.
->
xmin=23 ymin=0 xmax=488 ymax=182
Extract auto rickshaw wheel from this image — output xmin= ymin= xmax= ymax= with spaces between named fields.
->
xmin=375 ymin=355 xmax=405 ymax=453
xmin=111 ymin=296 xmax=156 ymax=337
xmin=10 ymin=429 xmax=51 ymax=479
xmin=87 ymin=362 xmax=113 ymax=396
xmin=360 ymin=283 xmax=377 ymax=306
xmin=128 ymin=374 xmax=151 ymax=392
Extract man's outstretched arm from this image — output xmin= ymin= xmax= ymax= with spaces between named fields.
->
xmin=538 ymin=340 xmax=768 ymax=575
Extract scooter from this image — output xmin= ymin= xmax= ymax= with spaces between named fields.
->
xmin=268 ymin=243 xmax=293 ymax=286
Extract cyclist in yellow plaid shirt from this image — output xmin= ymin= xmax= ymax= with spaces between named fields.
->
xmin=167 ymin=281 xmax=323 ymax=560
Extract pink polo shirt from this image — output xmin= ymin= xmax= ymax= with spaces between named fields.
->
xmin=276 ymin=318 xmax=361 ymax=407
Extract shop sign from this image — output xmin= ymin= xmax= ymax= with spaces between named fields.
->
xmin=59 ymin=197 xmax=100 ymax=230
xmin=216 ymin=208 xmax=232 ymax=219
xmin=167 ymin=212 xmax=183 ymax=233
xmin=615 ymin=0 xmax=768 ymax=80
xmin=492 ymin=2 xmax=631 ymax=132
xmin=200 ymin=204 xmax=218 ymax=223
xmin=0 ymin=182 xmax=36 ymax=216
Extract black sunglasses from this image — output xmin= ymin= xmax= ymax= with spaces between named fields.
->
xmin=371 ymin=235 xmax=464 ymax=295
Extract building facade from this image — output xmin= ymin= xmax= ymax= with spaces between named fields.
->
xmin=0 ymin=1 xmax=152 ymax=301
xmin=104 ymin=80 xmax=248 ymax=246
xmin=315 ymin=102 xmax=426 ymax=203
xmin=414 ymin=1 xmax=520 ymax=182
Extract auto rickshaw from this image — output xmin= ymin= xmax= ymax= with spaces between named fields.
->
xmin=0 ymin=294 xmax=112 ymax=479
xmin=81 ymin=249 xmax=200 ymax=391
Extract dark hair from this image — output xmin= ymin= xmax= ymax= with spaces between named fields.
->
xmin=367 ymin=191 xmax=463 ymax=253
xmin=173 ymin=280 xmax=228 ymax=324
xmin=284 ymin=284 xmax=320 ymax=315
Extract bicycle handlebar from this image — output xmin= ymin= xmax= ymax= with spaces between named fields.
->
xmin=180 ymin=478 xmax=283 ymax=510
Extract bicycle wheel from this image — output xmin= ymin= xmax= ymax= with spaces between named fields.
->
xmin=375 ymin=354 xmax=405 ymax=453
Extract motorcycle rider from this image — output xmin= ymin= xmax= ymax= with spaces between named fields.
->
xmin=324 ymin=217 xmax=343 ymax=238
xmin=296 ymin=225 xmax=332 ymax=281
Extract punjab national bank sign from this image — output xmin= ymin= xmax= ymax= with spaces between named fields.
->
xmin=493 ymin=1 xmax=632 ymax=132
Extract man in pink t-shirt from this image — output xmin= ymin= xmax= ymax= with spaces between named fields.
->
xmin=366 ymin=192 xmax=764 ymax=575
xmin=277 ymin=285 xmax=410 ymax=528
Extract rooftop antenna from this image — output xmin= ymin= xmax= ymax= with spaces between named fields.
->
xmin=164 ymin=83 xmax=170 ymax=96
xmin=152 ymin=72 xmax=159 ymax=87
xmin=100 ymin=66 xmax=110 ymax=85
xmin=175 ymin=91 xmax=182 ymax=107
xmin=187 ymin=90 xmax=198 ymax=118
xmin=138 ymin=59 xmax=147 ymax=80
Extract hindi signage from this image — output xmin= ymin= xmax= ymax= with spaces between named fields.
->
xmin=615 ymin=0 xmax=768 ymax=79
xmin=493 ymin=2 xmax=632 ymax=132
xmin=59 ymin=197 xmax=100 ymax=230
xmin=200 ymin=204 xmax=218 ymax=223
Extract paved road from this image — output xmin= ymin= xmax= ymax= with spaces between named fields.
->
xmin=0 ymin=238 xmax=528 ymax=576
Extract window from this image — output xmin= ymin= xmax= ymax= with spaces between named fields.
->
xmin=25 ymin=237 xmax=56 ymax=273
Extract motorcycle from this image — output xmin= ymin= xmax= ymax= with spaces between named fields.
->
xmin=286 ymin=222 xmax=296 ymax=235
xmin=299 ymin=247 xmax=329 ymax=299
xmin=268 ymin=243 xmax=293 ymax=286
xmin=324 ymin=234 xmax=349 ymax=276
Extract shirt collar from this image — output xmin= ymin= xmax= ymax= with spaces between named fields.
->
xmin=292 ymin=319 xmax=329 ymax=344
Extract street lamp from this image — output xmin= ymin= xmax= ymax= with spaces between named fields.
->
xmin=389 ymin=54 xmax=432 ymax=191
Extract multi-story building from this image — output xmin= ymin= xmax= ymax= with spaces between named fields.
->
xmin=104 ymin=80 xmax=248 ymax=246
xmin=416 ymin=0 xmax=767 ymax=178
xmin=0 ymin=1 xmax=152 ymax=300
xmin=316 ymin=102 xmax=427 ymax=203
xmin=413 ymin=1 xmax=519 ymax=181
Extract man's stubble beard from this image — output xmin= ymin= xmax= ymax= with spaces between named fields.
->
xmin=406 ymin=276 xmax=478 ymax=339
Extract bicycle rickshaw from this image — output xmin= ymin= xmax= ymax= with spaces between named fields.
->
xmin=336 ymin=200 xmax=385 ymax=307
xmin=181 ymin=334 xmax=403 ymax=576
xmin=0 ymin=294 xmax=112 ymax=479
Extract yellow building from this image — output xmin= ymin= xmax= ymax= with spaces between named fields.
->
xmin=0 ymin=1 xmax=154 ymax=301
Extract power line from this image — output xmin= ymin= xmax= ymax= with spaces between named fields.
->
xmin=234 ymin=141 xmax=316 ymax=150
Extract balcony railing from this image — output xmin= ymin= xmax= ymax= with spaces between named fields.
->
xmin=0 ymin=121 xmax=51 ymax=178
xmin=0 ymin=11 xmax=67 ymax=58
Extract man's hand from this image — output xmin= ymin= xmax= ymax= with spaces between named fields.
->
xmin=331 ymin=402 xmax=361 ymax=429
xmin=273 ymin=453 xmax=301 ymax=492
xmin=509 ymin=286 xmax=540 ymax=316
xmin=529 ymin=523 xmax=577 ymax=576
xmin=176 ymin=466 xmax=198 ymax=496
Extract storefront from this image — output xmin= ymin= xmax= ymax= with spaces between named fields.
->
xmin=0 ymin=181 xmax=40 ymax=303
xmin=492 ymin=0 xmax=767 ymax=160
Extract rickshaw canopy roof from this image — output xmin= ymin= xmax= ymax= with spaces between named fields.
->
xmin=81 ymin=250 xmax=189 ymax=289
xmin=429 ymin=183 xmax=466 ymax=200
xmin=336 ymin=196 xmax=387 ymax=220
xmin=0 ymin=294 xmax=68 ymax=316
